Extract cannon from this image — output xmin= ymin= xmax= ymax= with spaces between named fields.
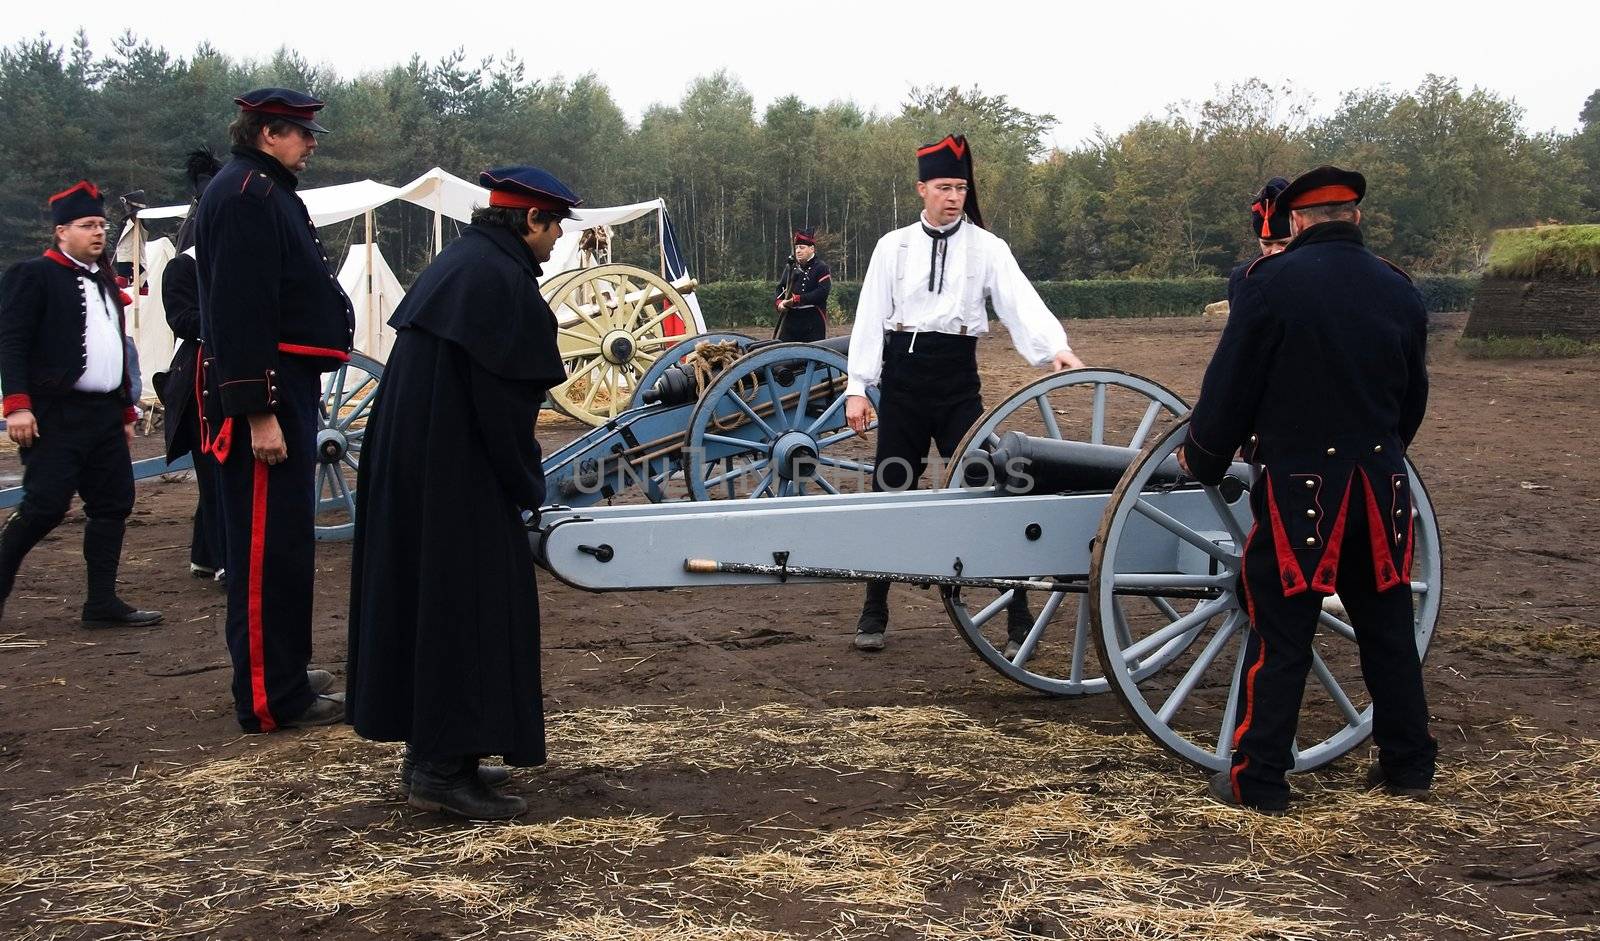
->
xmin=541 ymin=335 xmax=880 ymax=507
xmin=534 ymin=367 xmax=1442 ymax=773
xmin=544 ymin=264 xmax=703 ymax=427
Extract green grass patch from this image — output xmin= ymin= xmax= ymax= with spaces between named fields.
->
xmin=1457 ymin=333 xmax=1600 ymax=358
xmin=1484 ymin=224 xmax=1600 ymax=280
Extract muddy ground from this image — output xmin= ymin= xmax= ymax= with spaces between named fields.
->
xmin=1 ymin=312 xmax=1597 ymax=940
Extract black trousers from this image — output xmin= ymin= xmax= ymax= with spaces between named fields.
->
xmin=858 ymin=332 xmax=985 ymax=631
xmin=217 ymin=359 xmax=321 ymax=732
xmin=0 ymin=392 xmax=133 ymax=608
xmin=1229 ymin=476 xmax=1437 ymax=807
xmin=776 ymin=307 xmax=826 ymax=343
xmin=186 ymin=412 xmax=227 ymax=572
xmin=871 ymin=331 xmax=984 ymax=493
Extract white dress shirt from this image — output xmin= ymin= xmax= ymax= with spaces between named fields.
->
xmin=846 ymin=213 xmax=1069 ymax=397
xmin=65 ymin=256 xmax=125 ymax=394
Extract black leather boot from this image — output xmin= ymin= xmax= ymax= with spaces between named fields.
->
xmin=854 ymin=580 xmax=890 ymax=651
xmin=399 ymin=746 xmax=513 ymax=798
xmin=408 ymin=756 xmax=526 ymax=820
xmin=1003 ymin=590 xmax=1035 ymax=659
xmin=0 ymin=511 xmax=56 ymax=606
xmin=80 ymin=517 xmax=161 ymax=626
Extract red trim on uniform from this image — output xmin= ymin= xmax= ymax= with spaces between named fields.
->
xmin=242 ymin=101 xmax=321 ymax=121
xmin=1360 ymin=468 xmax=1404 ymax=592
xmin=1243 ymin=254 xmax=1273 ymax=279
xmin=1264 ymin=473 xmax=1308 ymax=596
xmin=817 ymin=273 xmax=831 ymax=282
xmin=122 ymin=406 xmax=137 ymax=424
xmin=487 ymin=189 xmax=568 ymax=212
xmin=49 ymin=180 xmax=99 ymax=204
xmin=117 ymin=290 xmax=134 ymax=307
xmin=43 ymin=248 xmax=80 ymax=270
xmin=1286 ymin=184 xmax=1359 ymax=209
xmin=1231 ymin=523 xmax=1265 ymax=801
xmin=1252 ymin=198 xmax=1273 ymax=238
xmin=2 ymin=393 xmax=33 ymax=416
xmin=277 ymin=343 xmax=350 ymax=362
xmin=247 ymin=459 xmax=275 ymax=732
xmin=1310 ymin=475 xmax=1355 ymax=593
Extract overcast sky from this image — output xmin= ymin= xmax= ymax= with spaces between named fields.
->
xmin=9 ymin=0 xmax=1596 ymax=147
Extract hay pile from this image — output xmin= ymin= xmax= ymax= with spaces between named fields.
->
xmin=3 ymin=707 xmax=1597 ymax=940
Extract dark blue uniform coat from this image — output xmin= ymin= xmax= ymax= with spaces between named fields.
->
xmin=193 ymin=145 xmax=353 ymax=732
xmin=346 ymin=223 xmax=565 ymax=765
xmin=775 ymin=258 xmax=831 ymax=342
xmin=1184 ymin=220 xmax=1435 ymax=807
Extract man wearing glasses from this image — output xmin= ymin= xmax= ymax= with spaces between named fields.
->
xmin=0 ymin=181 xmax=162 ymax=628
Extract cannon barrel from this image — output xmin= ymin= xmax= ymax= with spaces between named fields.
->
xmin=975 ymin=431 xmax=1251 ymax=495
xmin=640 ymin=335 xmax=854 ymax=408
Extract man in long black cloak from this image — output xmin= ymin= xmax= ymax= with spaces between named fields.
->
xmin=347 ymin=165 xmax=579 ymax=820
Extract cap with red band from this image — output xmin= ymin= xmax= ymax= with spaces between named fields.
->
xmin=234 ymin=87 xmax=329 ymax=134
xmin=479 ymin=166 xmax=583 ymax=219
xmin=1278 ymin=165 xmax=1366 ymax=211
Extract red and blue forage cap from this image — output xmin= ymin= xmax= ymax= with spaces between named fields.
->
xmin=916 ymin=134 xmax=984 ymax=228
xmin=50 ymin=180 xmax=104 ymax=225
xmin=793 ymin=226 xmax=816 ymax=246
xmin=479 ymin=166 xmax=583 ymax=219
xmin=1277 ymin=165 xmax=1366 ymax=212
xmin=1250 ymin=177 xmax=1293 ymax=241
xmin=234 ymin=87 xmax=328 ymax=134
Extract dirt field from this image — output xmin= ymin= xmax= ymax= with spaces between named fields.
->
xmin=2 ymin=313 xmax=1598 ymax=940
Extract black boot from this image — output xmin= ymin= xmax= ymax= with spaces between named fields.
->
xmin=399 ymin=746 xmax=513 ymax=798
xmin=80 ymin=517 xmax=161 ymax=627
xmin=408 ymin=755 xmax=526 ymax=820
xmin=1003 ymin=590 xmax=1035 ymax=659
xmin=854 ymin=580 xmax=890 ymax=651
xmin=0 ymin=511 xmax=58 ymax=609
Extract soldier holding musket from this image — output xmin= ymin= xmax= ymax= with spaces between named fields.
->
xmin=774 ymin=227 xmax=831 ymax=342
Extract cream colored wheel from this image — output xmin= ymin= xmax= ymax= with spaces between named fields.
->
xmin=546 ymin=264 xmax=699 ymax=426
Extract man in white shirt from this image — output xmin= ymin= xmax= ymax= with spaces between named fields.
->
xmin=0 ymin=181 xmax=162 ymax=627
xmin=843 ymin=134 xmax=1083 ymax=652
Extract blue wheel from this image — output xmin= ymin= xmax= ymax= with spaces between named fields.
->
xmin=682 ymin=343 xmax=877 ymax=500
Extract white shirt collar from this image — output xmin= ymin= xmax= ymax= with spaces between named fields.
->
xmin=920 ymin=212 xmax=963 ymax=234
xmin=61 ymin=251 xmax=100 ymax=274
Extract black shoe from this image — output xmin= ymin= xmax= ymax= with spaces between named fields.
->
xmin=189 ymin=563 xmax=218 ymax=579
xmin=306 ymin=669 xmax=336 ymax=695
xmin=81 ymin=599 xmax=163 ymax=627
xmin=279 ymin=694 xmax=345 ymax=729
xmin=1207 ymin=770 xmax=1287 ymax=816
xmin=408 ymin=758 xmax=526 ymax=820
xmin=1365 ymin=763 xmax=1431 ymax=799
xmin=399 ymin=750 xmax=513 ymax=799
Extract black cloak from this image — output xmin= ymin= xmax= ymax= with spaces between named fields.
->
xmin=346 ymin=222 xmax=566 ymax=764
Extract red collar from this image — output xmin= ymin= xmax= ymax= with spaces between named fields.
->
xmin=43 ymin=248 xmax=93 ymax=272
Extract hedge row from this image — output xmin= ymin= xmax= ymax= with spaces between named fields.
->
xmin=693 ymin=274 xmax=1478 ymax=328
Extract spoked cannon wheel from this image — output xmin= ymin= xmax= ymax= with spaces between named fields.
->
xmin=314 ymin=351 xmax=383 ymax=541
xmin=941 ymin=369 xmax=1191 ymax=696
xmin=1088 ymin=418 xmax=1443 ymax=772
xmin=546 ymin=264 xmax=699 ymax=426
xmin=682 ymin=343 xmax=878 ymax=500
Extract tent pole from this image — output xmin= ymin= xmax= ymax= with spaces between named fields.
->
xmin=433 ymin=207 xmax=443 ymax=256
xmin=364 ymin=209 xmax=376 ymax=351
xmin=131 ymin=219 xmax=144 ymax=329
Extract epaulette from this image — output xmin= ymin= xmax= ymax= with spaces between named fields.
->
xmin=1377 ymin=255 xmax=1413 ymax=283
xmin=238 ymin=169 xmax=276 ymax=199
xmin=1242 ymin=250 xmax=1287 ymax=280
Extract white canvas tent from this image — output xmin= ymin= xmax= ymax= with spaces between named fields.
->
xmin=118 ymin=168 xmax=704 ymax=399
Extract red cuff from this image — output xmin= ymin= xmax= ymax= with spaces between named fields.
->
xmin=3 ymin=393 xmax=32 ymax=416
xmin=123 ymin=406 xmax=138 ymax=424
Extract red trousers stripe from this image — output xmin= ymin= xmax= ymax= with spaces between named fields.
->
xmin=248 ymin=459 xmax=276 ymax=732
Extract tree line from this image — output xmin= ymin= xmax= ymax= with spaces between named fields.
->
xmin=2 ymin=30 xmax=1597 ymax=286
